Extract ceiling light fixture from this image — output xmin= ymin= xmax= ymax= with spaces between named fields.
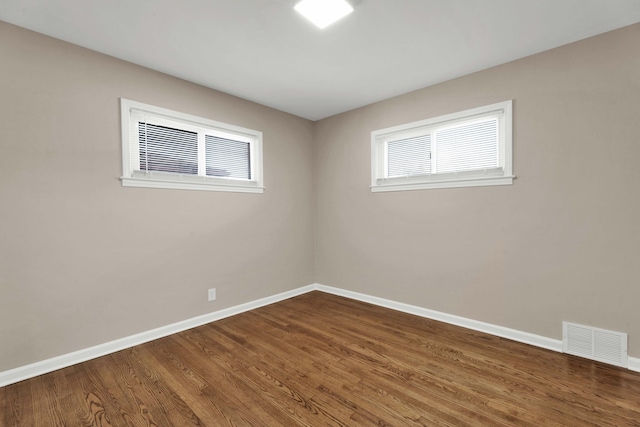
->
xmin=294 ymin=0 xmax=354 ymax=29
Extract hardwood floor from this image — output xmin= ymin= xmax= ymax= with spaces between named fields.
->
xmin=3 ymin=291 xmax=640 ymax=426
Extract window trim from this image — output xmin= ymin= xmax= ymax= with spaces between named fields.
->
xmin=371 ymin=100 xmax=514 ymax=192
xmin=120 ymin=98 xmax=264 ymax=193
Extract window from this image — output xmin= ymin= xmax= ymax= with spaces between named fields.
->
xmin=120 ymin=99 xmax=263 ymax=193
xmin=371 ymin=100 xmax=513 ymax=192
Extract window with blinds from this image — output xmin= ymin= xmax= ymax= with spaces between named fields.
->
xmin=371 ymin=100 xmax=513 ymax=192
xmin=120 ymin=98 xmax=263 ymax=193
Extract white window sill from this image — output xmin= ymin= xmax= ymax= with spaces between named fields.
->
xmin=121 ymin=176 xmax=265 ymax=193
xmin=371 ymin=175 xmax=514 ymax=192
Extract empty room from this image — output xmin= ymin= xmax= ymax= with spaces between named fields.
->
xmin=2 ymin=0 xmax=640 ymax=425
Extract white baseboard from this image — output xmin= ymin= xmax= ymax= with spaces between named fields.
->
xmin=313 ymin=284 xmax=564 ymax=353
xmin=628 ymin=357 xmax=640 ymax=373
xmin=2 ymin=283 xmax=636 ymax=387
xmin=0 ymin=285 xmax=315 ymax=387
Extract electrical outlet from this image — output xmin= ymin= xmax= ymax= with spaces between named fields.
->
xmin=208 ymin=288 xmax=216 ymax=301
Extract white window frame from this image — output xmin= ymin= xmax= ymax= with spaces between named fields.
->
xmin=120 ymin=98 xmax=264 ymax=193
xmin=371 ymin=100 xmax=513 ymax=192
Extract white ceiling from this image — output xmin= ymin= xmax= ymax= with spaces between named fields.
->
xmin=1 ymin=0 xmax=640 ymax=120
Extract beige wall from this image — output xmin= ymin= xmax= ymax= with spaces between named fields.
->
xmin=315 ymin=23 xmax=640 ymax=356
xmin=0 ymin=22 xmax=315 ymax=372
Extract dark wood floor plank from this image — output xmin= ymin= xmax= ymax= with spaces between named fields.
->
xmin=3 ymin=379 xmax=34 ymax=427
xmin=0 ymin=387 xmax=7 ymax=427
xmin=132 ymin=344 xmax=246 ymax=426
xmin=3 ymin=291 xmax=640 ymax=426
xmin=121 ymin=346 xmax=204 ymax=426
xmin=71 ymin=360 xmax=126 ymax=427
xmin=102 ymin=348 xmax=198 ymax=426
xmin=177 ymin=328 xmax=331 ymax=424
xmin=209 ymin=312 xmax=426 ymax=425
xmin=144 ymin=335 xmax=275 ymax=425
xmin=171 ymin=327 xmax=349 ymax=426
xmin=0 ymin=382 xmax=6 ymax=427
xmin=29 ymin=367 xmax=83 ymax=427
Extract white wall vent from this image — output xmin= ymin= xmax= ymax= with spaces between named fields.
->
xmin=563 ymin=322 xmax=628 ymax=368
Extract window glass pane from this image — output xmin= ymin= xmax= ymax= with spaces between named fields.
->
xmin=435 ymin=117 xmax=498 ymax=173
xmin=387 ymin=134 xmax=431 ymax=178
xmin=205 ymin=135 xmax=251 ymax=179
xmin=138 ymin=123 xmax=198 ymax=175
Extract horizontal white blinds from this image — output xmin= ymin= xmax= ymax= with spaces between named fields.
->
xmin=387 ymin=135 xmax=431 ymax=177
xmin=205 ymin=135 xmax=251 ymax=179
xmin=435 ymin=117 xmax=499 ymax=173
xmin=135 ymin=116 xmax=254 ymax=181
xmin=139 ymin=123 xmax=198 ymax=175
xmin=384 ymin=115 xmax=501 ymax=178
